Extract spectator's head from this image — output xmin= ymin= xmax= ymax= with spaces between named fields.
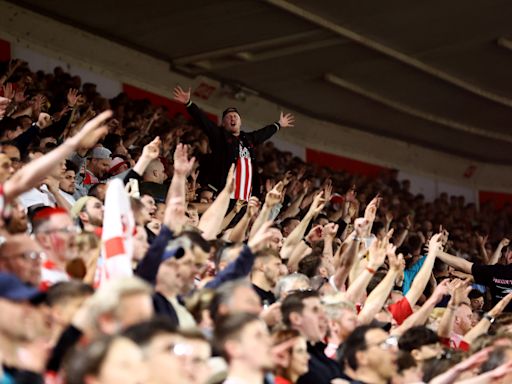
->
xmin=251 ymin=249 xmax=282 ymax=290
xmin=453 ymin=303 xmax=473 ymax=336
xmin=268 ymin=227 xmax=284 ymax=251
xmin=0 ymin=234 xmax=43 ymax=286
xmin=0 ymin=143 xmax=21 ymax=171
xmin=281 ymin=290 xmax=327 ymax=343
xmin=72 ymin=196 xmax=104 ymax=231
xmin=140 ymin=194 xmax=157 ymax=217
xmin=275 ymin=273 xmax=310 ymax=301
xmin=210 ymin=280 xmax=261 ymax=321
xmin=271 ymin=329 xmax=309 ymax=382
xmin=0 ymin=153 xmax=14 ymax=183
xmin=64 ymin=335 xmax=146 ymax=384
xmin=176 ymin=329 xmax=212 ymax=384
xmin=214 ymin=313 xmax=272 ymax=370
xmin=280 ymin=218 xmax=300 ymax=238
xmin=123 ymin=318 xmax=186 ymax=384
xmin=60 ymin=160 xmax=78 ymax=195
xmin=0 ymin=117 xmax=23 ymax=141
xmin=158 ymin=232 xmax=210 ymax=295
xmin=143 ymin=159 xmax=166 ymax=184
xmin=88 ymin=147 xmax=112 ymax=179
xmin=108 ymin=156 xmax=129 ymax=176
xmin=221 ymin=108 xmax=241 ymax=136
xmin=343 ymin=325 xmax=398 ymax=383
xmin=468 ymin=289 xmax=484 ymax=311
xmin=5 ymin=199 xmax=28 ymax=234
xmin=323 ymin=293 xmax=358 ymax=343
xmin=86 ymin=277 xmax=153 ymax=336
xmin=398 ymin=326 xmax=442 ymax=363
xmin=32 ymin=207 xmax=78 ymax=267
xmin=47 ymin=281 xmax=94 ymax=328
xmin=88 ymin=183 xmax=108 ymax=203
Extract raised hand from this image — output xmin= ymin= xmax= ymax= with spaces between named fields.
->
xmin=322 ymin=222 xmax=339 ymax=239
xmin=306 ymin=224 xmax=324 ymax=243
xmin=368 ymin=239 xmax=386 ymax=269
xmin=364 ymin=194 xmax=381 ymax=222
xmin=354 ymin=218 xmax=370 ymax=238
xmin=36 ymin=113 xmax=52 ymax=129
xmin=67 ymin=88 xmax=80 ymax=108
xmin=308 ymin=191 xmax=326 ymax=217
xmin=14 ymin=87 xmax=26 ymax=103
xmin=431 ymin=278 xmax=450 ymax=302
xmin=248 ymin=221 xmax=275 ymax=252
xmin=0 ymin=97 xmax=9 ymax=119
xmin=499 ymin=238 xmax=510 ymax=248
xmin=323 ymin=178 xmax=333 ymax=202
xmin=142 ymin=136 xmax=161 ymax=160
xmin=265 ymin=181 xmax=284 ymax=208
xmin=246 ymin=196 xmax=260 ymax=218
xmin=278 ymin=112 xmax=295 ymax=128
xmin=173 ymin=143 xmax=195 ymax=176
xmin=488 ymin=291 xmax=512 ymax=318
xmin=2 ymin=83 xmax=14 ymax=100
xmin=427 ymin=233 xmax=444 ymax=254
xmin=172 ymin=85 xmax=191 ymax=104
xmin=68 ymin=110 xmax=112 ymax=150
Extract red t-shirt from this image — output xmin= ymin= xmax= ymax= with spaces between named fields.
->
xmin=388 ymin=296 xmax=413 ymax=325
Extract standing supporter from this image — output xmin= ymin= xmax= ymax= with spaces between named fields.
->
xmin=281 ymin=290 xmax=341 ymax=384
xmin=214 ymin=313 xmax=273 ymax=384
xmin=173 ymin=85 xmax=295 ymax=199
xmin=341 ymin=325 xmax=399 ymax=384
xmin=251 ymin=248 xmax=282 ymax=306
xmin=73 ymin=147 xmax=112 ymax=197
xmin=59 ymin=160 xmax=78 ymax=205
xmin=272 ymin=329 xmax=310 ymax=384
xmin=71 ymin=196 xmax=104 ymax=232
xmin=0 ymin=234 xmax=44 ymax=286
xmin=31 ymin=207 xmax=78 ymax=288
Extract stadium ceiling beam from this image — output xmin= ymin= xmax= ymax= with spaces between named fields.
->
xmin=325 ymin=73 xmax=512 ymax=144
xmin=264 ymin=0 xmax=512 ymax=109
xmin=172 ymin=29 xmax=326 ymax=65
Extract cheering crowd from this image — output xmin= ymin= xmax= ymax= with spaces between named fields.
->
xmin=1 ymin=58 xmax=512 ymax=384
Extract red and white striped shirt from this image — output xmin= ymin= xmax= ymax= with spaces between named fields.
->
xmin=232 ymin=143 xmax=252 ymax=201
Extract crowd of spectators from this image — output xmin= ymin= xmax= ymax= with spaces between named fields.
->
xmin=1 ymin=57 xmax=512 ymax=384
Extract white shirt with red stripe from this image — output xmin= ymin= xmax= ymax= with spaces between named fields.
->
xmin=231 ymin=143 xmax=252 ymax=201
xmin=40 ymin=259 xmax=69 ymax=291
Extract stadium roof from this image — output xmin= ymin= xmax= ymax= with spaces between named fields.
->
xmin=13 ymin=0 xmax=512 ymax=164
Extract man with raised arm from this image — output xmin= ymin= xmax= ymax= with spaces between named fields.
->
xmin=173 ymin=85 xmax=295 ymax=200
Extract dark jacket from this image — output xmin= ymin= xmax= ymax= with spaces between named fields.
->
xmin=186 ymin=102 xmax=280 ymax=196
xmin=297 ymin=342 xmax=341 ymax=384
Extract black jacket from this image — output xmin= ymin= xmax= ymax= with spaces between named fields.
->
xmin=186 ymin=102 xmax=280 ymax=196
xmin=297 ymin=342 xmax=341 ymax=384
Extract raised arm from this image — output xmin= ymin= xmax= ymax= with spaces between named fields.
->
xmin=172 ymin=85 xmax=219 ymax=139
xmin=358 ymin=244 xmax=403 ymax=324
xmin=228 ymin=197 xmax=259 ymax=243
xmin=436 ymin=250 xmax=473 ymax=274
xmin=132 ymin=137 xmax=161 ymax=176
xmin=404 ymin=233 xmax=443 ymax=307
xmin=489 ymin=238 xmax=509 ymax=265
xmin=198 ymin=165 xmax=234 ymax=240
xmin=463 ymin=292 xmax=512 ymax=345
xmin=281 ymin=191 xmax=324 ymax=256
xmin=163 ymin=143 xmax=195 ymax=233
xmin=4 ymin=110 xmax=112 ymax=202
xmin=391 ymin=279 xmax=449 ymax=337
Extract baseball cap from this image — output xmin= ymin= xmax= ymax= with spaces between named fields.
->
xmin=0 ymin=272 xmax=45 ymax=303
xmin=109 ymin=157 xmax=128 ymax=174
xmin=90 ymin=147 xmax=112 ymax=159
xmin=222 ymin=107 xmax=240 ymax=119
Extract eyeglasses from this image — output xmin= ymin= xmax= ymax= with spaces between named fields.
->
xmin=367 ymin=336 xmax=398 ymax=350
xmin=17 ymin=251 xmax=46 ymax=261
xmin=40 ymin=226 xmax=80 ymax=235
